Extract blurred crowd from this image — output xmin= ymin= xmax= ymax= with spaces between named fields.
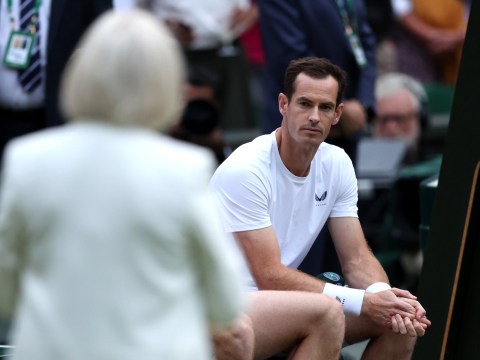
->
xmin=1 ymin=0 xmax=469 ymax=159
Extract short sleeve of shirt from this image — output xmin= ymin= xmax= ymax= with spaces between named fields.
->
xmin=210 ymin=161 xmax=272 ymax=233
xmin=329 ymin=150 xmax=358 ymax=218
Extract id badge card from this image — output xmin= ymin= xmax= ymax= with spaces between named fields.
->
xmin=2 ymin=31 xmax=34 ymax=70
xmin=347 ymin=29 xmax=367 ymax=68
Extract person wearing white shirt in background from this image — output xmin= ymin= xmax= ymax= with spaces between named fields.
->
xmin=138 ymin=0 xmax=258 ymax=136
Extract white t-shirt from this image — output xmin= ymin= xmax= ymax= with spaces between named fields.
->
xmin=210 ymin=131 xmax=359 ymax=290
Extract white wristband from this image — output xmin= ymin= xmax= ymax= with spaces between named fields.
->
xmin=365 ymin=282 xmax=391 ymax=293
xmin=323 ymin=283 xmax=365 ymax=316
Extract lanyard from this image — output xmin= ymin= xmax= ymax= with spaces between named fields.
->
xmin=334 ymin=0 xmax=367 ymax=68
xmin=335 ymin=0 xmax=357 ymax=35
xmin=6 ymin=0 xmax=42 ymax=30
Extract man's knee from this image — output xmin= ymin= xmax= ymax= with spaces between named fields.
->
xmin=303 ymin=296 xmax=345 ymax=346
xmin=319 ymin=297 xmax=345 ymax=334
xmin=390 ymin=330 xmax=417 ymax=353
xmin=212 ymin=314 xmax=254 ymax=360
xmin=367 ymin=325 xmax=417 ymax=358
xmin=297 ymin=297 xmax=344 ymax=357
xmin=234 ymin=314 xmax=255 ymax=352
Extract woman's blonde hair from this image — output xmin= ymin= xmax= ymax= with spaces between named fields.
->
xmin=60 ymin=9 xmax=185 ymax=131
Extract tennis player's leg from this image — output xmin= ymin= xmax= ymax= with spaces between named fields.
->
xmin=248 ymin=290 xmax=345 ymax=360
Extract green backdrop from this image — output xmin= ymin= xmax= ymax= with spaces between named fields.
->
xmin=413 ymin=1 xmax=480 ymax=359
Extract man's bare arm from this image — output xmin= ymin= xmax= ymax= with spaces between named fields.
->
xmin=235 ymin=224 xmax=416 ymax=321
xmin=234 ymin=226 xmax=326 ymax=292
xmin=327 ymin=217 xmax=388 ymax=289
xmin=328 ymin=217 xmax=430 ymax=332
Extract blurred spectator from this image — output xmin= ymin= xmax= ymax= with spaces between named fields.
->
xmin=0 ymin=0 xmax=113 ymax=165
xmin=373 ymin=72 xmax=427 ymax=164
xmin=364 ymin=0 xmax=397 ymax=75
xmin=391 ymin=0 xmax=468 ymax=85
xmin=368 ymin=72 xmax=442 ymax=291
xmin=184 ymin=64 xmax=220 ymax=104
xmin=238 ymin=0 xmax=265 ymax=128
xmin=170 ymin=65 xmax=232 ymax=164
xmin=138 ymin=0 xmax=257 ymax=134
xmin=0 ymin=9 xmax=248 ymax=360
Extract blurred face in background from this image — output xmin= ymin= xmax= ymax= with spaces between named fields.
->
xmin=373 ymin=89 xmax=421 ymax=149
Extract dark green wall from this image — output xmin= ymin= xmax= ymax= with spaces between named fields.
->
xmin=413 ymin=1 xmax=480 ymax=359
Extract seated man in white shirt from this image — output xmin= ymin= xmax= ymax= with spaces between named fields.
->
xmin=210 ymin=57 xmax=431 ymax=359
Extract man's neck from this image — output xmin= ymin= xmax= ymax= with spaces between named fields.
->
xmin=275 ymin=129 xmax=318 ymax=177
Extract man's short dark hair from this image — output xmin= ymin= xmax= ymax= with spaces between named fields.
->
xmin=283 ymin=57 xmax=347 ymax=106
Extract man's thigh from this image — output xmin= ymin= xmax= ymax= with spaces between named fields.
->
xmin=247 ymin=290 xmax=339 ymax=359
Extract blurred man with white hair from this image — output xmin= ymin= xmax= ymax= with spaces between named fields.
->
xmin=373 ymin=72 xmax=427 ymax=164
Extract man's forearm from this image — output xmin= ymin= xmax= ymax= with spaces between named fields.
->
xmin=254 ymin=264 xmax=325 ymax=293
xmin=341 ymin=254 xmax=389 ymax=290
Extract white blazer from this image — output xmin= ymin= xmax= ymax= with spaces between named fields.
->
xmin=0 ymin=121 xmax=246 ymax=360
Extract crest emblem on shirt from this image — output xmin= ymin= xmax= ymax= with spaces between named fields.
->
xmin=315 ymin=191 xmax=327 ymax=206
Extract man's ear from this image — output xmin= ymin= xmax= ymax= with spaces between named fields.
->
xmin=278 ymin=93 xmax=288 ymax=116
xmin=332 ymin=103 xmax=344 ymax=125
